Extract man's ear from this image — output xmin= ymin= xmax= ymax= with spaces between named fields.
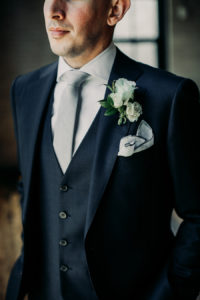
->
xmin=107 ymin=0 xmax=131 ymax=27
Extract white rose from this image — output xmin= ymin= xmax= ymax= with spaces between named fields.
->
xmin=109 ymin=92 xmax=123 ymax=108
xmin=115 ymin=78 xmax=136 ymax=102
xmin=126 ymin=101 xmax=142 ymax=122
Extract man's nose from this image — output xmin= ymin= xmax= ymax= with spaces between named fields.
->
xmin=46 ymin=0 xmax=65 ymax=20
xmin=52 ymin=8 xmax=65 ymax=20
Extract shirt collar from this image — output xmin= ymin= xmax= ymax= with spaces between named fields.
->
xmin=57 ymin=42 xmax=116 ymax=83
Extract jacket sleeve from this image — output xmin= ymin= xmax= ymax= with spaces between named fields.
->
xmin=167 ymin=78 xmax=200 ymax=299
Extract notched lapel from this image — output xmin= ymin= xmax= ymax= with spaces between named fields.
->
xmin=84 ymin=49 xmax=144 ymax=238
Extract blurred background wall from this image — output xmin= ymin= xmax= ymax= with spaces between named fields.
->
xmin=0 ymin=0 xmax=199 ymax=299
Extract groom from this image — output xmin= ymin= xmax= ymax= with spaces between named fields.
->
xmin=6 ymin=0 xmax=200 ymax=299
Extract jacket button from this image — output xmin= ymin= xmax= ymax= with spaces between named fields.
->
xmin=59 ymin=239 xmax=68 ymax=247
xmin=60 ymin=265 xmax=69 ymax=272
xmin=60 ymin=185 xmax=68 ymax=192
xmin=59 ymin=211 xmax=68 ymax=219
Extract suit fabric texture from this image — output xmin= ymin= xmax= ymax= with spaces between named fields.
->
xmin=6 ymin=49 xmax=200 ymax=300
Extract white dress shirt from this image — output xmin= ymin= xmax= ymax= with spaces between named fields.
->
xmin=52 ymin=43 xmax=116 ymax=154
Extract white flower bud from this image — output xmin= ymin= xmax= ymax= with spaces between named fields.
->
xmin=115 ymin=78 xmax=136 ymax=102
xmin=126 ymin=102 xmax=142 ymax=122
xmin=110 ymin=93 xmax=123 ymax=108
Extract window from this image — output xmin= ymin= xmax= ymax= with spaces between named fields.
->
xmin=114 ymin=0 xmax=165 ymax=69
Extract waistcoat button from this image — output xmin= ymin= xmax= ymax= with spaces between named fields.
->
xmin=59 ymin=211 xmax=68 ymax=219
xmin=60 ymin=265 xmax=69 ymax=272
xmin=60 ymin=185 xmax=68 ymax=192
xmin=59 ymin=239 xmax=68 ymax=247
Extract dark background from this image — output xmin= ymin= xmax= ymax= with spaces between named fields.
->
xmin=0 ymin=0 xmax=199 ymax=299
xmin=0 ymin=0 xmax=55 ymax=169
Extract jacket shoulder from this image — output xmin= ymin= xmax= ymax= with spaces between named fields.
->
xmin=116 ymin=50 xmax=199 ymax=113
xmin=13 ymin=61 xmax=58 ymax=90
xmin=117 ymin=49 xmax=187 ymax=91
xmin=137 ymin=60 xmax=186 ymax=89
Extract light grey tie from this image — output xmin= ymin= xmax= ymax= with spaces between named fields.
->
xmin=53 ymin=70 xmax=88 ymax=173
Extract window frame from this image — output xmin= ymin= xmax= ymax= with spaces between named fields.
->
xmin=114 ymin=0 xmax=167 ymax=69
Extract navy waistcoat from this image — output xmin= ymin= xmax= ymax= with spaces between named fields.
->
xmin=28 ymin=93 xmax=99 ymax=300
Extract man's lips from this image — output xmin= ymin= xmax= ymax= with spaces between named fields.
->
xmin=49 ymin=27 xmax=70 ymax=38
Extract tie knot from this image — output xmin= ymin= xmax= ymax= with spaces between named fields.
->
xmin=59 ymin=70 xmax=89 ymax=87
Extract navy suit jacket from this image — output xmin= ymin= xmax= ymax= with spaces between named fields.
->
xmin=7 ymin=49 xmax=200 ymax=300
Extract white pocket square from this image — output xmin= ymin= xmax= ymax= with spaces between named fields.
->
xmin=118 ymin=120 xmax=154 ymax=157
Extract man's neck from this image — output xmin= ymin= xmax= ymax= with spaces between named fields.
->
xmin=62 ymin=39 xmax=113 ymax=69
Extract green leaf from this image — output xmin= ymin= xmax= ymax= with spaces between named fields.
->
xmin=112 ymin=81 xmax=116 ymax=92
xmin=107 ymin=95 xmax=114 ymax=107
xmin=123 ymin=117 xmax=127 ymax=124
xmin=107 ymin=85 xmax=113 ymax=93
xmin=104 ymin=107 xmax=117 ymax=116
xmin=99 ymin=100 xmax=111 ymax=109
xmin=118 ymin=106 xmax=125 ymax=114
xmin=118 ymin=118 xmax=123 ymax=125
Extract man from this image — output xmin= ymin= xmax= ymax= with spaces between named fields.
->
xmin=6 ymin=0 xmax=200 ymax=299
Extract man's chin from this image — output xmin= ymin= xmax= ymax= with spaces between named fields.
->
xmin=49 ymin=43 xmax=69 ymax=58
xmin=49 ymin=43 xmax=85 ymax=60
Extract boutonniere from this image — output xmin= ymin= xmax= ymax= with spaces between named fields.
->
xmin=99 ymin=78 xmax=142 ymax=125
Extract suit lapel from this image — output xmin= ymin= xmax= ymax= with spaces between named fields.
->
xmin=84 ymin=49 xmax=144 ymax=238
xmin=20 ymin=62 xmax=57 ymax=221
